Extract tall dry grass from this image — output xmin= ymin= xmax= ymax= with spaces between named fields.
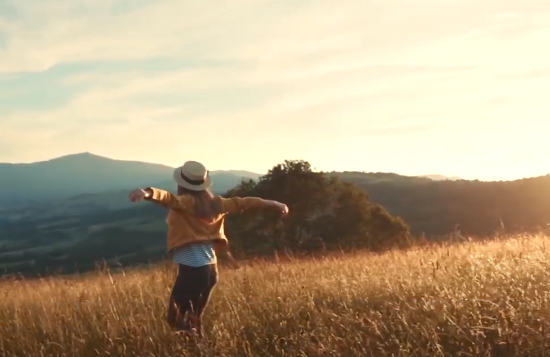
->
xmin=2 ymin=235 xmax=550 ymax=356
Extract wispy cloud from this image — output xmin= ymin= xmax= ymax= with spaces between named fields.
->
xmin=1 ymin=0 xmax=550 ymax=180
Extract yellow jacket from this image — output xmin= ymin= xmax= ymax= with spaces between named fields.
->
xmin=145 ymin=188 xmax=276 ymax=253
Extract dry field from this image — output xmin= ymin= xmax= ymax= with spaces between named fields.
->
xmin=2 ymin=235 xmax=550 ymax=357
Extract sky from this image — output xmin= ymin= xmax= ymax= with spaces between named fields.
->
xmin=0 ymin=0 xmax=549 ymax=181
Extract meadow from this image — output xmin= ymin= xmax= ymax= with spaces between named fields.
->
xmin=2 ymin=235 xmax=550 ymax=357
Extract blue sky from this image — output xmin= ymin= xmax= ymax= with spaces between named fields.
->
xmin=1 ymin=0 xmax=549 ymax=180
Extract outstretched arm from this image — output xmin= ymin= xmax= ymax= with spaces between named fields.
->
xmin=220 ymin=196 xmax=288 ymax=216
xmin=128 ymin=187 xmax=193 ymax=211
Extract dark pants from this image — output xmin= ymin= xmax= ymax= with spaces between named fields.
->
xmin=167 ymin=263 xmax=218 ymax=333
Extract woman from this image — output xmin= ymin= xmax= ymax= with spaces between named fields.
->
xmin=128 ymin=160 xmax=288 ymax=337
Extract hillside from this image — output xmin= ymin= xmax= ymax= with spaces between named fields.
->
xmin=0 ymin=152 xmax=261 ymax=207
xmin=335 ymin=171 xmax=550 ymax=236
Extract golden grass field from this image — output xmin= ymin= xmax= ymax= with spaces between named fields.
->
xmin=2 ymin=235 xmax=550 ymax=357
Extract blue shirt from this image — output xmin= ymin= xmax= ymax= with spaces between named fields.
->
xmin=173 ymin=242 xmax=217 ymax=267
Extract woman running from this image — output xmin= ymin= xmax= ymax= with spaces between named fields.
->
xmin=128 ymin=160 xmax=288 ymax=337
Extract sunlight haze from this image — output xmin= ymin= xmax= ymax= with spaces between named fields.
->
xmin=1 ymin=0 xmax=549 ymax=180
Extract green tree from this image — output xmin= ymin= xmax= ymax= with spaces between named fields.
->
xmin=224 ymin=160 xmax=412 ymax=256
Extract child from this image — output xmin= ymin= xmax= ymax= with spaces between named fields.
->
xmin=128 ymin=160 xmax=288 ymax=336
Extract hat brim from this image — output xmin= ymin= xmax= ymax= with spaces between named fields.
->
xmin=173 ymin=167 xmax=212 ymax=191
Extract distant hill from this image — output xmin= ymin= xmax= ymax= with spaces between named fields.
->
xmin=334 ymin=172 xmax=550 ymax=236
xmin=327 ymin=172 xmax=462 ymax=185
xmin=0 ymin=152 xmax=462 ymax=209
xmin=420 ymin=174 xmax=462 ymax=181
xmin=0 ymin=163 xmax=450 ymax=221
xmin=0 ymin=152 xmax=261 ymax=206
xmin=329 ymin=171 xmax=432 ymax=185
xmin=6 ymin=153 xmax=548 ymax=238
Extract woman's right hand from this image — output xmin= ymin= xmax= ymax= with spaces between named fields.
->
xmin=129 ymin=188 xmax=151 ymax=202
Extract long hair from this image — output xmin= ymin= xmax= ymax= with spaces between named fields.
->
xmin=177 ymin=186 xmax=223 ymax=223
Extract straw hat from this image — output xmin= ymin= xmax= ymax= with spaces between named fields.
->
xmin=173 ymin=160 xmax=212 ymax=191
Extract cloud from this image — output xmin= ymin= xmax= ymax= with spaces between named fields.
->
xmin=4 ymin=0 xmax=547 ymax=74
xmin=359 ymin=123 xmax=437 ymax=138
xmin=497 ymin=67 xmax=550 ymax=81
xmin=1 ymin=0 xmax=550 ymax=180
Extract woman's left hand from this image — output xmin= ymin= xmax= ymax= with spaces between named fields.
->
xmin=276 ymin=202 xmax=289 ymax=217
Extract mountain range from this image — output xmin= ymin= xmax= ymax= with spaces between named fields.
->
xmin=0 ymin=153 xmax=261 ymax=206
xmin=0 ymin=152 xmax=464 ymax=207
